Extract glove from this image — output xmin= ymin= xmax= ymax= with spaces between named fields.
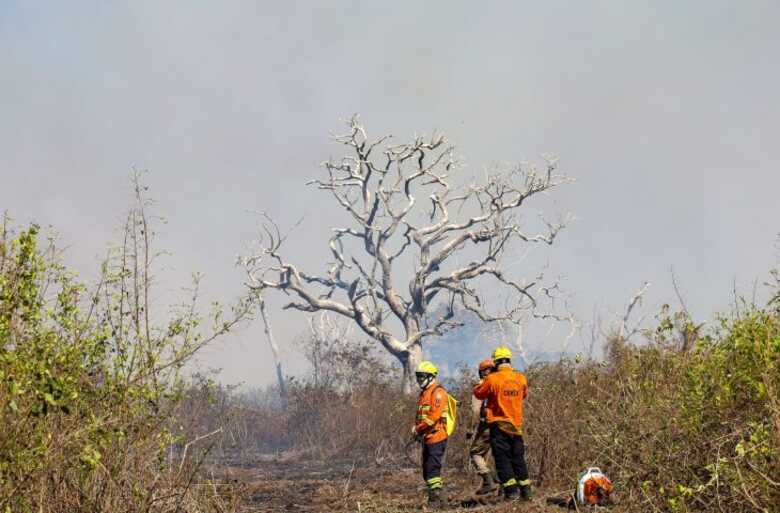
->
xmin=411 ymin=425 xmax=424 ymax=443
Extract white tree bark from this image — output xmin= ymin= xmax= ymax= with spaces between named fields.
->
xmin=240 ymin=116 xmax=573 ymax=393
xmin=258 ymin=298 xmax=286 ymax=399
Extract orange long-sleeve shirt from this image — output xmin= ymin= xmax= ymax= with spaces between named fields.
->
xmin=415 ymin=382 xmax=449 ymax=444
xmin=472 ymin=365 xmax=528 ymax=434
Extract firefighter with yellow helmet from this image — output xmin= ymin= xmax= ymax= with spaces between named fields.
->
xmin=473 ymin=346 xmax=532 ymax=501
xmin=412 ymin=360 xmax=449 ymax=507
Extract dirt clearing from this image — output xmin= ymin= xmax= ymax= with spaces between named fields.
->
xmin=222 ymin=457 xmax=629 ymax=513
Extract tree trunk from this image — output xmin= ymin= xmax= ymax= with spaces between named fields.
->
xmin=259 ymin=299 xmax=286 ymax=400
xmin=274 ymin=361 xmax=286 ymax=398
xmin=400 ymin=342 xmax=423 ymax=394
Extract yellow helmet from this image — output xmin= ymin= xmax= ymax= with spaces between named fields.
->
xmin=416 ymin=361 xmax=438 ymax=375
xmin=492 ymin=346 xmax=513 ymax=361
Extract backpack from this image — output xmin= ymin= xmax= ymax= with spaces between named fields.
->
xmin=435 ymin=385 xmax=458 ymax=437
xmin=576 ymin=467 xmax=613 ymax=506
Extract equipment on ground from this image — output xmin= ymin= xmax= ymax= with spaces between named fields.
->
xmin=577 ymin=467 xmax=612 ymax=506
xmin=546 ymin=467 xmax=614 ymax=509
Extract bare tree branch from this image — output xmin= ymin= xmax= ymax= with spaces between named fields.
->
xmin=619 ymin=281 xmax=651 ymax=340
xmin=670 ymin=266 xmax=690 ymax=316
xmin=240 ymin=116 xmax=573 ymax=390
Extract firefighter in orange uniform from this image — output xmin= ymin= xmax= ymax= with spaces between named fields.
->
xmin=472 ymin=346 xmax=531 ymax=501
xmin=412 ymin=361 xmax=449 ymax=506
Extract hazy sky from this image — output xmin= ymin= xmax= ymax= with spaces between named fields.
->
xmin=2 ymin=1 xmax=778 ymax=386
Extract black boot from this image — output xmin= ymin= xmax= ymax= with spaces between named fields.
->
xmin=519 ymin=484 xmax=533 ymax=501
xmin=504 ymin=484 xmax=519 ymax=501
xmin=428 ymin=488 xmax=445 ymax=508
xmin=476 ymin=473 xmax=498 ymax=495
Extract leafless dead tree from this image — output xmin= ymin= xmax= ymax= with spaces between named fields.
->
xmin=240 ymin=116 xmax=573 ymax=391
xmin=618 ymin=281 xmax=650 ymax=341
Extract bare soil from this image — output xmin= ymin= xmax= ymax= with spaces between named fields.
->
xmin=219 ymin=455 xmax=629 ymax=513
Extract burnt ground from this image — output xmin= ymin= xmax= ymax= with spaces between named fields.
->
xmin=216 ymin=455 xmax=630 ymax=513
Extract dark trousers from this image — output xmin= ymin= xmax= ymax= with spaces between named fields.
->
xmin=422 ymin=439 xmax=447 ymax=490
xmin=488 ymin=424 xmax=529 ymax=488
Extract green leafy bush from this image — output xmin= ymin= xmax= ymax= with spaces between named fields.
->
xmin=523 ymin=307 xmax=779 ymax=512
xmin=0 ymin=195 xmax=248 ymax=513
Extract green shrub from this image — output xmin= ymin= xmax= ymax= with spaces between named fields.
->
xmin=522 ymin=307 xmax=779 ymax=512
xmin=0 ymin=207 xmax=247 ymax=512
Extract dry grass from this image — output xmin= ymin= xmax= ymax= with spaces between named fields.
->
xmin=3 ymin=201 xmax=777 ymax=512
xmin=223 ymin=458 xmax=636 ymax=513
xmin=204 ymin=307 xmax=779 ymax=512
